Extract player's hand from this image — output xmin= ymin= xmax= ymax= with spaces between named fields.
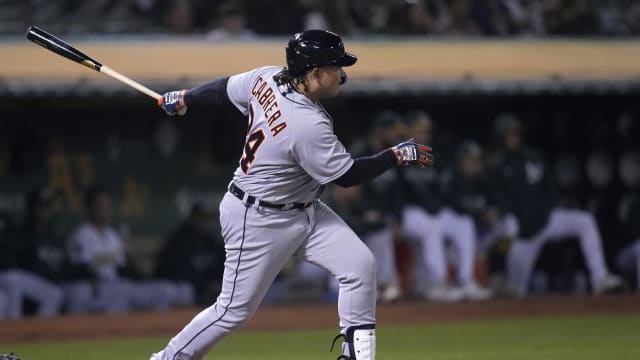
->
xmin=158 ymin=90 xmax=188 ymax=116
xmin=392 ymin=139 xmax=434 ymax=168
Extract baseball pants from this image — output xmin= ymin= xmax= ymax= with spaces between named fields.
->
xmin=616 ymin=239 xmax=640 ymax=290
xmin=402 ymin=206 xmax=476 ymax=287
xmin=297 ymin=227 xmax=398 ymax=293
xmin=507 ymin=207 xmax=611 ymax=296
xmin=0 ymin=270 xmax=62 ymax=319
xmin=153 ymin=193 xmax=376 ymax=360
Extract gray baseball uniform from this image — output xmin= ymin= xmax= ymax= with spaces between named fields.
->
xmin=154 ymin=29 xmax=432 ymax=360
xmin=152 ymin=66 xmax=376 ymax=360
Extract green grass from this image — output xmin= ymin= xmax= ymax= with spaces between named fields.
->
xmin=3 ymin=314 xmax=639 ymax=359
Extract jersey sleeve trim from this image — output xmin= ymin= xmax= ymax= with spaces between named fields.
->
xmin=318 ymin=157 xmax=354 ymax=185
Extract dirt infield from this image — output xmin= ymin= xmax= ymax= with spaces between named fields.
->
xmin=1 ymin=294 xmax=639 ymax=344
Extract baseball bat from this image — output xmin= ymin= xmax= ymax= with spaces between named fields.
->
xmin=26 ymin=25 xmax=161 ymax=100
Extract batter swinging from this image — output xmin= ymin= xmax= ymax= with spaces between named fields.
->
xmin=153 ymin=30 xmax=433 ymax=360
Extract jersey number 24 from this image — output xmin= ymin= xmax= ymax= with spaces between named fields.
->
xmin=240 ymin=105 xmax=265 ymax=174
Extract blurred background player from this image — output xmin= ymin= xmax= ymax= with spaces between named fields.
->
xmin=441 ymin=141 xmax=518 ymax=288
xmin=66 ymin=186 xmax=192 ymax=314
xmin=398 ymin=111 xmax=491 ymax=302
xmin=155 ymin=202 xmax=225 ymax=305
xmin=488 ymin=113 xmax=623 ymax=297
xmin=0 ymin=188 xmax=63 ymax=318
xmin=205 ymin=1 xmax=256 ymax=41
xmin=615 ymin=151 xmax=640 ymax=290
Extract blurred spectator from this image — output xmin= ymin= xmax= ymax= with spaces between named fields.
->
xmin=398 ymin=110 xmax=492 ymax=301
xmin=488 ymin=113 xmax=623 ymax=297
xmin=3 ymin=0 xmax=640 ymax=35
xmin=386 ymin=0 xmax=440 ymax=34
xmin=0 ymin=188 xmax=63 ymax=319
xmin=154 ymin=202 xmax=225 ymax=305
xmin=66 ymin=185 xmax=193 ymax=314
xmin=439 ymin=0 xmax=482 ymax=35
xmin=163 ymin=0 xmax=195 ymax=34
xmin=542 ymin=0 xmax=599 ymax=35
xmin=501 ymin=0 xmax=546 ymax=35
xmin=206 ymin=2 xmax=256 ymax=41
xmin=625 ymin=2 xmax=640 ymax=34
xmin=468 ymin=0 xmax=510 ymax=35
xmin=301 ymin=0 xmax=360 ymax=34
xmin=244 ymin=0 xmax=305 ymax=35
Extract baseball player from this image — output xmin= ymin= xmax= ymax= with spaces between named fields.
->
xmin=152 ymin=29 xmax=433 ymax=360
xmin=488 ymin=113 xmax=623 ymax=296
xmin=0 ymin=188 xmax=63 ymax=319
xmin=441 ymin=141 xmax=517 ymax=255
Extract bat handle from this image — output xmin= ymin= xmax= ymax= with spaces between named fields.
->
xmin=100 ymin=65 xmax=161 ymax=100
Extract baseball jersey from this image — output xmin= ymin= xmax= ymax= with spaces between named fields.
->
xmin=488 ymin=147 xmax=555 ymax=237
xmin=67 ymin=223 xmax=126 ymax=280
xmin=226 ymin=66 xmax=354 ymax=204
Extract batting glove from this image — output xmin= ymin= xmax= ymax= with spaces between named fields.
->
xmin=158 ymin=90 xmax=187 ymax=116
xmin=392 ymin=139 xmax=434 ymax=168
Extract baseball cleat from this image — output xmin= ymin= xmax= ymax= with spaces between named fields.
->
xmin=459 ymin=281 xmax=493 ymax=301
xmin=592 ymin=274 xmax=623 ymax=295
xmin=421 ymin=285 xmax=464 ymax=303
xmin=0 ymin=353 xmax=20 ymax=360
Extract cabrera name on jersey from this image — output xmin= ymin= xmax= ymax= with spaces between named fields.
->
xmin=226 ymin=66 xmax=354 ymax=204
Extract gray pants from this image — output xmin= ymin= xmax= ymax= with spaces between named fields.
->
xmin=64 ymin=279 xmax=194 ymax=314
xmin=617 ymin=239 xmax=640 ymax=290
xmin=0 ymin=270 xmax=63 ymax=319
xmin=507 ymin=208 xmax=611 ymax=296
xmin=153 ymin=193 xmax=376 ymax=360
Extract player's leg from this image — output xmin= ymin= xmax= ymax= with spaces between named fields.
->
xmin=302 ymin=201 xmax=376 ymax=360
xmin=362 ymin=227 xmax=401 ymax=302
xmin=543 ymin=208 xmax=621 ymax=293
xmin=402 ymin=206 xmax=457 ymax=301
xmin=616 ymin=240 xmax=640 ymax=290
xmin=130 ymin=280 xmax=195 ymax=311
xmin=478 ymin=214 xmax=519 ymax=253
xmin=439 ymin=209 xmax=475 ymax=285
xmin=0 ymin=270 xmax=62 ymax=318
xmin=439 ymin=209 xmax=491 ymax=300
xmin=152 ymin=193 xmax=309 ymax=360
xmin=0 ymin=290 xmax=7 ymax=319
xmin=93 ymin=278 xmax=133 ymax=313
xmin=506 ymin=227 xmax=550 ymax=297
xmin=62 ymin=281 xmax=96 ymax=314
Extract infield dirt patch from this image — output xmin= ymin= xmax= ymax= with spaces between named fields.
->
xmin=1 ymin=294 xmax=639 ymax=343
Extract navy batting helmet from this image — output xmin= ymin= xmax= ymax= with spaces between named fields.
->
xmin=286 ymin=30 xmax=357 ymax=77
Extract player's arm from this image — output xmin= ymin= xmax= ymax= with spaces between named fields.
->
xmin=334 ymin=141 xmax=434 ymax=187
xmin=157 ymin=77 xmax=231 ymax=116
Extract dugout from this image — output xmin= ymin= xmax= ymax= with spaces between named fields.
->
xmin=1 ymin=38 xmax=639 ymax=282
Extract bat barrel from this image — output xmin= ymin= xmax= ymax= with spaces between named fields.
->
xmin=26 ymin=25 xmax=161 ymax=101
xmin=26 ymin=25 xmax=102 ymax=71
